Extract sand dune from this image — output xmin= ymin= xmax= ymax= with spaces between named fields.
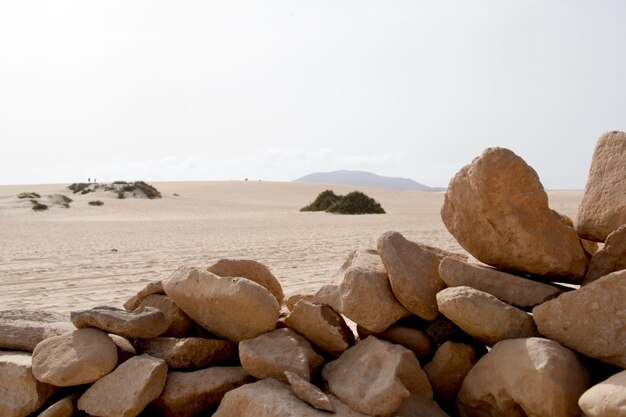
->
xmin=0 ymin=181 xmax=583 ymax=313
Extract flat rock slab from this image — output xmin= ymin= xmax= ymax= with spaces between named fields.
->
xmin=32 ymin=328 xmax=118 ymax=386
xmin=207 ymin=258 xmax=285 ymax=304
xmin=441 ymin=147 xmax=586 ymax=280
xmin=585 ymin=224 xmax=626 ymax=284
xmin=154 ymin=366 xmax=251 ymax=417
xmin=284 ymin=371 xmax=335 ymax=412
xmin=423 ymin=341 xmax=477 ymax=401
xmin=437 ymin=286 xmax=538 ymax=345
xmin=533 ymin=269 xmax=626 ymax=367
xmin=71 ymin=306 xmax=167 ymax=339
xmin=579 ymin=369 xmax=626 ymax=417
xmin=457 ymin=338 xmax=590 ymax=417
xmin=576 ymin=131 xmax=626 ymax=242
xmin=163 ymin=267 xmax=280 ymax=342
xmin=123 ymin=280 xmax=164 ymax=311
xmin=0 ymin=351 xmax=57 ymax=417
xmin=78 ymin=354 xmax=168 ymax=417
xmin=134 ymin=337 xmax=234 ymax=369
xmin=135 ymin=294 xmax=193 ymax=337
xmin=439 ymin=256 xmax=561 ymax=308
xmin=0 ymin=309 xmax=74 ymax=352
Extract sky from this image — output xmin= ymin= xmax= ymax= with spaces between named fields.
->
xmin=1 ymin=1 xmax=625 ymax=188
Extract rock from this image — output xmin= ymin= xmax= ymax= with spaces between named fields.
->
xmin=576 ymin=131 xmax=626 ymax=242
xmin=585 ymin=224 xmax=626 ymax=284
xmin=423 ymin=341 xmax=477 ymax=401
xmin=457 ymin=337 xmax=590 ymax=417
xmin=311 ymin=284 xmax=342 ymax=312
xmin=331 ymin=248 xmax=409 ymax=332
xmin=134 ymin=337 xmax=234 ymax=369
xmin=213 ymin=378 xmax=370 ymax=417
xmin=578 ymin=369 xmax=626 ymax=417
xmin=422 ymin=315 xmax=476 ymax=350
xmin=439 ymin=256 xmax=562 ymax=308
xmin=394 ymin=397 xmax=451 ymax=417
xmin=153 ymin=366 xmax=251 ymax=417
xmin=533 ymin=269 xmax=626 ymax=367
xmin=37 ymin=393 xmax=80 ymax=417
xmin=284 ymin=291 xmax=315 ymax=311
xmin=322 ymin=336 xmax=432 ymax=417
xmin=71 ymin=306 xmax=167 ymax=339
xmin=377 ymin=231 xmax=462 ymax=320
xmin=123 ymin=280 xmax=164 ymax=310
xmin=208 ymin=258 xmax=284 ymax=304
xmin=437 ymin=286 xmax=538 ymax=345
xmin=108 ymin=334 xmax=136 ymax=363
xmin=0 ymin=351 xmax=57 ymax=417
xmin=239 ymin=328 xmax=324 ymax=383
xmin=163 ymin=266 xmax=280 ymax=342
xmin=284 ymin=300 xmax=354 ymax=356
xmin=32 ymin=328 xmax=118 ymax=386
xmin=0 ymin=309 xmax=74 ymax=352
xmin=284 ymin=371 xmax=335 ymax=413
xmin=357 ymin=326 xmax=432 ymax=360
xmin=78 ymin=354 xmax=168 ymax=417
xmin=135 ymin=294 xmax=193 ymax=337
xmin=441 ymin=147 xmax=587 ymax=280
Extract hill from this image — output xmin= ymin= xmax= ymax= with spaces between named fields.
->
xmin=294 ymin=170 xmax=443 ymax=191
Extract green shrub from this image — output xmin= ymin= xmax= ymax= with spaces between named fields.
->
xmin=300 ymin=190 xmax=342 ymax=212
xmin=18 ymin=192 xmax=41 ymax=199
xmin=120 ymin=181 xmax=161 ymax=199
xmin=89 ymin=200 xmax=104 ymax=206
xmin=113 ymin=181 xmax=128 ymax=185
xmin=68 ymin=183 xmax=90 ymax=194
xmin=117 ymin=191 xmax=126 ymax=199
xmin=326 ymin=191 xmax=385 ymax=214
xmin=31 ymin=200 xmax=48 ymax=211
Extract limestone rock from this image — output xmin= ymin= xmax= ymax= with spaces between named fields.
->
xmin=332 ymin=248 xmax=409 ymax=332
xmin=441 ymin=147 xmax=587 ymax=280
xmin=437 ymin=286 xmax=538 ymax=345
xmin=208 ymin=258 xmax=284 ymax=304
xmin=134 ymin=337 xmax=234 ymax=369
xmin=357 ymin=326 xmax=432 ymax=360
xmin=78 ymin=354 xmax=168 ymax=417
xmin=579 ymin=369 xmax=626 ymax=417
xmin=284 ymin=291 xmax=315 ymax=311
xmin=533 ymin=269 xmax=626 ymax=367
xmin=394 ymin=397 xmax=451 ymax=417
xmin=377 ymin=231 xmax=462 ymax=320
xmin=0 ymin=351 xmax=57 ymax=417
xmin=32 ymin=328 xmax=118 ymax=386
xmin=135 ymin=294 xmax=193 ymax=337
xmin=585 ymin=224 xmax=626 ymax=284
xmin=37 ymin=393 xmax=80 ymax=417
xmin=163 ymin=266 xmax=280 ymax=342
xmin=322 ymin=336 xmax=433 ymax=417
xmin=439 ymin=256 xmax=561 ymax=308
xmin=123 ymin=280 xmax=164 ymax=310
xmin=108 ymin=334 xmax=136 ymax=363
xmin=284 ymin=371 xmax=335 ymax=413
xmin=154 ymin=366 xmax=251 ymax=417
xmin=457 ymin=338 xmax=590 ymax=417
xmin=284 ymin=300 xmax=354 ymax=355
xmin=0 ymin=309 xmax=74 ymax=352
xmin=71 ymin=306 xmax=167 ymax=339
xmin=576 ymin=131 xmax=626 ymax=242
xmin=423 ymin=341 xmax=477 ymax=401
xmin=311 ymin=284 xmax=342 ymax=312
xmin=239 ymin=328 xmax=324 ymax=383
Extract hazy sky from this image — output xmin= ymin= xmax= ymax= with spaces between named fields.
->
xmin=1 ymin=1 xmax=624 ymax=188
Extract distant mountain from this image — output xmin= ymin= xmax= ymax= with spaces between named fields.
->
xmin=294 ymin=170 xmax=444 ymax=191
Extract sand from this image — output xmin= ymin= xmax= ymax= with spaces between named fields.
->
xmin=0 ymin=181 xmax=583 ymax=314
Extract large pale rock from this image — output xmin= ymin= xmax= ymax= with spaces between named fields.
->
xmin=457 ymin=338 xmax=590 ymax=417
xmin=322 ymin=336 xmax=433 ymax=417
xmin=213 ymin=378 xmax=370 ymax=417
xmin=0 ymin=352 xmax=57 ymax=417
xmin=284 ymin=291 xmax=315 ymax=311
xmin=134 ymin=337 xmax=234 ymax=369
xmin=239 ymin=328 xmax=324 ymax=383
xmin=439 ymin=256 xmax=561 ymax=308
xmin=423 ymin=341 xmax=477 ymax=401
xmin=357 ymin=326 xmax=432 ymax=360
xmin=377 ymin=231 xmax=462 ymax=320
xmin=154 ymin=366 xmax=251 ymax=417
xmin=135 ymin=294 xmax=193 ymax=337
xmin=311 ymin=284 xmax=341 ymax=312
xmin=123 ymin=280 xmax=164 ymax=310
xmin=284 ymin=371 xmax=335 ymax=413
xmin=32 ymin=328 xmax=118 ymax=386
xmin=78 ymin=354 xmax=167 ymax=417
xmin=71 ymin=306 xmax=167 ymax=339
xmin=284 ymin=299 xmax=354 ymax=355
xmin=576 ymin=131 xmax=626 ymax=242
xmin=579 ymin=369 xmax=626 ymax=417
xmin=585 ymin=224 xmax=626 ymax=284
xmin=163 ymin=266 xmax=280 ymax=342
xmin=441 ymin=147 xmax=587 ymax=280
xmin=533 ymin=269 xmax=626 ymax=367
xmin=208 ymin=258 xmax=284 ymax=304
xmin=437 ymin=286 xmax=538 ymax=345
xmin=37 ymin=393 xmax=80 ymax=417
xmin=0 ymin=309 xmax=74 ymax=352
xmin=394 ymin=397 xmax=451 ymax=417
xmin=332 ymin=248 xmax=409 ymax=332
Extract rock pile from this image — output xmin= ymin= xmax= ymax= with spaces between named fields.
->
xmin=1 ymin=131 xmax=625 ymax=417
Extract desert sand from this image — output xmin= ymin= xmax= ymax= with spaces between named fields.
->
xmin=0 ymin=181 xmax=583 ymax=314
